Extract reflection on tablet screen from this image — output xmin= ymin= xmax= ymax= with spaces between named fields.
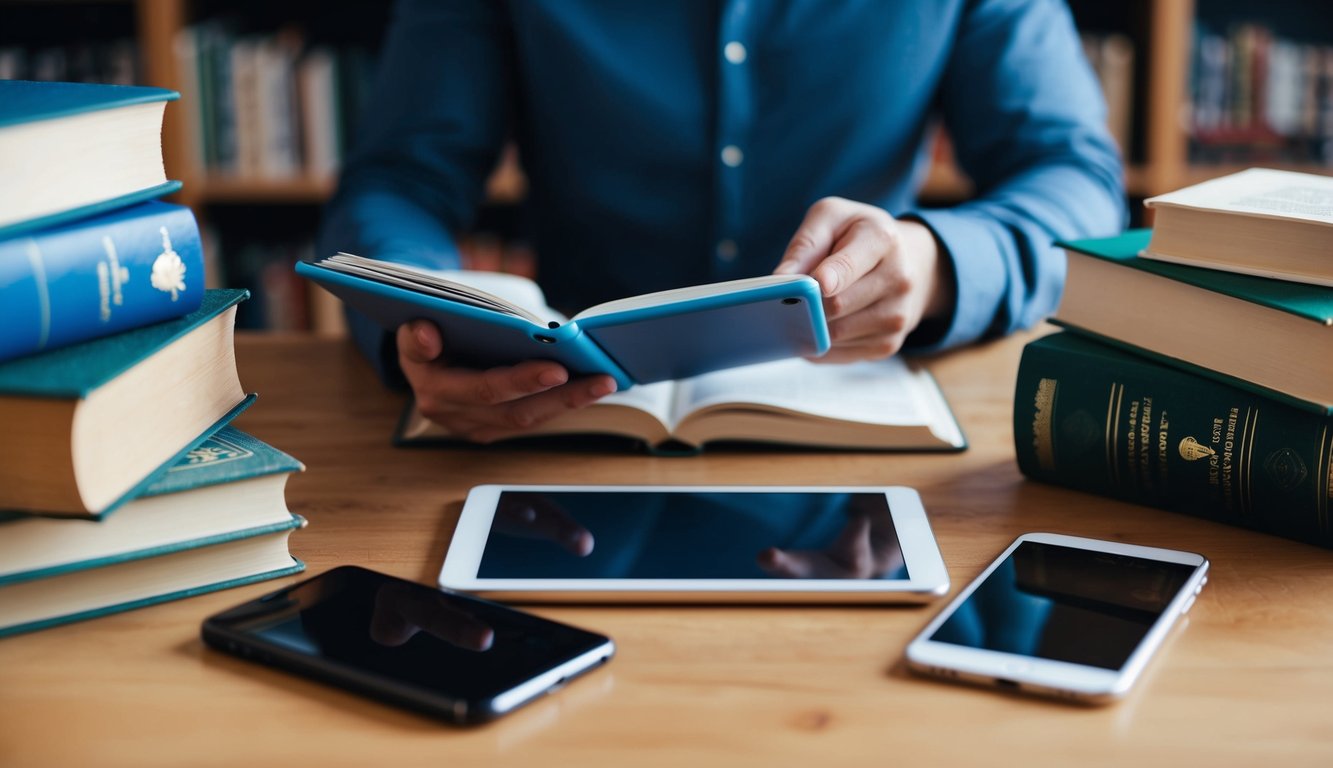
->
xmin=478 ymin=491 xmax=908 ymax=581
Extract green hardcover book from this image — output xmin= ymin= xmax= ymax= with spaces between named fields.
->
xmin=0 ymin=289 xmax=254 ymax=517
xmin=1014 ymin=331 xmax=1333 ymax=549
xmin=1054 ymin=230 xmax=1333 ymax=415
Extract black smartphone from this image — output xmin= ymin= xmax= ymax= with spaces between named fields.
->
xmin=201 ymin=565 xmax=615 ymax=724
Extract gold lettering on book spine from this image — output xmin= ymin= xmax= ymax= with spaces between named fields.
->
xmin=1032 ymin=378 xmax=1057 ymax=471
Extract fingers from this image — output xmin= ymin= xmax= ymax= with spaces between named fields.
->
xmin=438 ymin=374 xmax=617 ymax=443
xmin=397 ymin=318 xmax=444 ymax=365
xmin=395 ymin=319 xmax=618 ymax=443
xmin=774 ymin=197 xmax=854 ymax=278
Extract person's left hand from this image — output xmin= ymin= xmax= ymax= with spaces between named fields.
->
xmin=774 ymin=197 xmax=954 ymax=362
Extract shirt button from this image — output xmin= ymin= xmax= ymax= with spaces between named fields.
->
xmin=724 ymin=42 xmax=747 ymax=64
xmin=721 ymin=145 xmax=743 ymax=167
xmin=717 ymin=239 xmax=738 ymax=262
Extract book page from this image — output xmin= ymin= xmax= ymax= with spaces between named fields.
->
xmin=1146 ymin=168 xmax=1333 ymax=226
xmin=319 ymin=253 xmax=565 ymax=325
xmin=671 ymin=357 xmax=942 ymax=427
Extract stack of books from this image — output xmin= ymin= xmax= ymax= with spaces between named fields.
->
xmin=1012 ymin=168 xmax=1333 ymax=550
xmin=0 ymin=80 xmax=304 ymax=637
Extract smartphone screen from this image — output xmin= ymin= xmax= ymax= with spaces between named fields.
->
xmin=202 ymin=566 xmax=614 ymax=723
xmin=927 ymin=540 xmax=1196 ymax=669
xmin=906 ymin=533 xmax=1208 ymax=702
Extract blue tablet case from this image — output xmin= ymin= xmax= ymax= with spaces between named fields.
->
xmin=296 ymin=259 xmax=830 ymax=389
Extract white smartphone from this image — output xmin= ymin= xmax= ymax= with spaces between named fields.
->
xmin=904 ymin=532 xmax=1209 ymax=704
xmin=439 ymin=485 xmax=949 ymax=602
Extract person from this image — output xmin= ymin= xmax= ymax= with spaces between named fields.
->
xmin=318 ymin=0 xmax=1126 ymax=443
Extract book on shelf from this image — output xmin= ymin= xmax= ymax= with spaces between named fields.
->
xmin=1054 ymin=230 xmax=1332 ymax=415
xmin=0 ymin=428 xmax=305 ymax=638
xmin=297 ymin=256 xmax=831 ymax=390
xmin=1081 ymin=32 xmax=1135 ymax=160
xmin=0 ymin=80 xmax=182 ymax=237
xmin=0 ymin=201 xmax=205 ymax=363
xmin=1141 ymin=168 xmax=1333 ymax=287
xmin=1014 ymin=331 xmax=1333 ymax=551
xmin=397 ymin=356 xmax=967 ymax=454
xmin=0 ymin=289 xmax=255 ymax=518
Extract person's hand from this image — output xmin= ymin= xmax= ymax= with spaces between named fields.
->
xmin=774 ymin=197 xmax=954 ymax=362
xmin=397 ymin=319 xmax=618 ymax=443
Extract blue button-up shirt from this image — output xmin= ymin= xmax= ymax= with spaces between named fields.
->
xmin=320 ymin=0 xmax=1125 ymax=371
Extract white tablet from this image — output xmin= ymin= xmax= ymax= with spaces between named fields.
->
xmin=439 ymin=485 xmax=949 ymax=603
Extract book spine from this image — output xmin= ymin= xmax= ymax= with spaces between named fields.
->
xmin=0 ymin=202 xmax=205 ymax=362
xmin=1014 ymin=333 xmax=1333 ymax=549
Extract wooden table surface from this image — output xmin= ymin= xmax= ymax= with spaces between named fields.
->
xmin=3 ymin=329 xmax=1332 ymax=767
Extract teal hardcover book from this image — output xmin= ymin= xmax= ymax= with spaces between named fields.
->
xmin=297 ymin=254 xmax=830 ymax=390
xmin=0 ymin=289 xmax=255 ymax=516
xmin=0 ymin=427 xmax=303 ymax=585
xmin=0 ymin=521 xmax=306 ymax=638
xmin=0 ymin=80 xmax=182 ymax=236
xmin=1055 ymin=230 xmax=1333 ymax=415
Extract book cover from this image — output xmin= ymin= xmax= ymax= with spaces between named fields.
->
xmin=0 ymin=80 xmax=179 ymax=128
xmin=1014 ymin=331 xmax=1333 ymax=550
xmin=0 ymin=288 xmax=247 ymax=398
xmin=296 ymin=257 xmax=829 ymax=389
xmin=0 ymin=201 xmax=205 ymax=363
xmin=0 ymin=427 xmax=302 ymax=585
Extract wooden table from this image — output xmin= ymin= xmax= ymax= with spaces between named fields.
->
xmin=3 ymin=330 xmax=1332 ymax=767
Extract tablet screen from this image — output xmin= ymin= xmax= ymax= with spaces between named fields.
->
xmin=476 ymin=490 xmax=908 ymax=581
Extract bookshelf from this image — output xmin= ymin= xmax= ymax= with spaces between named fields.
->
xmin=4 ymin=0 xmax=1331 ymax=329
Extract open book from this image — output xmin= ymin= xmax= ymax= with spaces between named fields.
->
xmin=296 ymin=255 xmax=830 ymax=389
xmin=396 ymin=356 xmax=967 ymax=453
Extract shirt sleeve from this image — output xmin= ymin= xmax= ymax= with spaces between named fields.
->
xmin=905 ymin=0 xmax=1127 ymax=353
xmin=315 ymin=0 xmax=514 ymax=382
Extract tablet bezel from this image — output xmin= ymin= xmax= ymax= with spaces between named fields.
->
xmin=439 ymin=484 xmax=949 ymax=603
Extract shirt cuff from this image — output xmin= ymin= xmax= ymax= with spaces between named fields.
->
xmin=901 ymin=208 xmax=1012 ymax=353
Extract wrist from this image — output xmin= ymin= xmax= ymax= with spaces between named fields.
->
xmin=898 ymin=219 xmax=954 ymax=322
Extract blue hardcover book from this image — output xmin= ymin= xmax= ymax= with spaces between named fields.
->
xmin=0 ymin=289 xmax=255 ymax=517
xmin=297 ymin=253 xmax=830 ymax=390
xmin=0 ymin=80 xmax=181 ymax=236
xmin=0 ymin=201 xmax=205 ymax=363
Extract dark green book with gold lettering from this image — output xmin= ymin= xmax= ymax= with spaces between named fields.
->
xmin=1014 ymin=331 xmax=1333 ymax=549
xmin=1054 ymin=230 xmax=1333 ymax=415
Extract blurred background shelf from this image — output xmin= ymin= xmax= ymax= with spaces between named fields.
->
xmin=3 ymin=0 xmax=1331 ymax=333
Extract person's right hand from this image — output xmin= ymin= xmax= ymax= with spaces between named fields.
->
xmin=397 ymin=319 xmax=618 ymax=443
